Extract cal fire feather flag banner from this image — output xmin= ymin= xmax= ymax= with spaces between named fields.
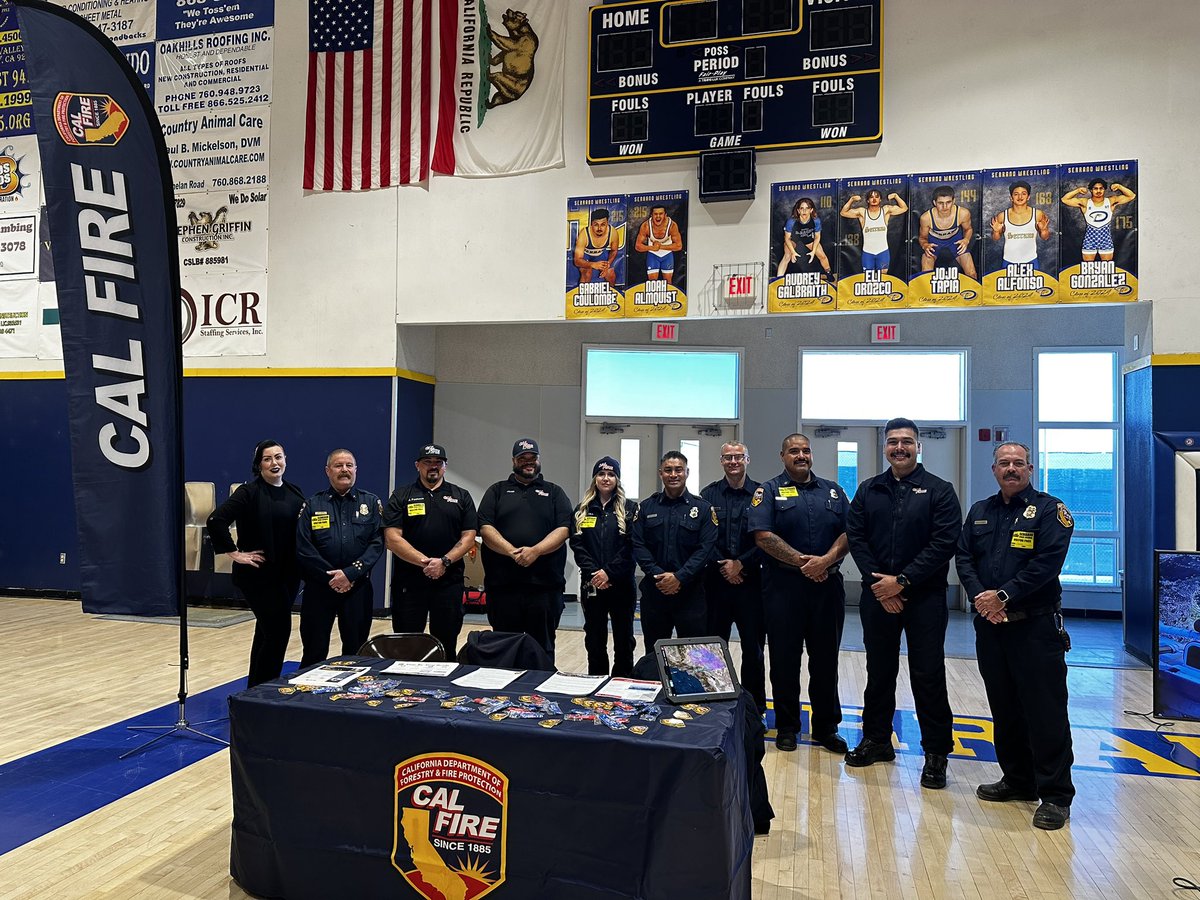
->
xmin=305 ymin=0 xmax=432 ymax=191
xmin=14 ymin=0 xmax=184 ymax=616
xmin=433 ymin=0 xmax=565 ymax=177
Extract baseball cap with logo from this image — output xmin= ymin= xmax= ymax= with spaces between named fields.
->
xmin=416 ymin=443 xmax=448 ymax=461
xmin=512 ymin=438 xmax=540 ymax=457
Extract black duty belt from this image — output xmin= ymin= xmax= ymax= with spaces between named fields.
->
xmin=1001 ymin=603 xmax=1060 ymax=623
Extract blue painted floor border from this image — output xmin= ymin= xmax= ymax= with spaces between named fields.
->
xmin=0 ymin=662 xmax=296 ymax=857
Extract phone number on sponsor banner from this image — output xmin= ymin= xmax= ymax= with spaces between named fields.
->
xmin=210 ymin=174 xmax=268 ymax=188
xmin=195 ymin=85 xmax=264 ymax=99
xmin=0 ymin=240 xmax=26 ymax=252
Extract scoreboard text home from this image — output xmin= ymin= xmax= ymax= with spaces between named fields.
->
xmin=588 ymin=0 xmax=883 ymax=164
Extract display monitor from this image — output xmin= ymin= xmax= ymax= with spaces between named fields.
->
xmin=1153 ymin=550 xmax=1200 ymax=721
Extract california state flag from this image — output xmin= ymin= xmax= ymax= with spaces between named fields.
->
xmin=433 ymin=0 xmax=565 ymax=177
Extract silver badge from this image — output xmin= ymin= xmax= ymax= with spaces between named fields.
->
xmin=689 ymin=506 xmax=698 ymax=518
xmin=359 ymin=503 xmax=369 ymax=516
xmin=1023 ymin=505 xmax=1037 ymax=519
xmin=829 ymin=488 xmax=839 ymax=499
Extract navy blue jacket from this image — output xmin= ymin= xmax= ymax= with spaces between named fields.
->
xmin=631 ymin=490 xmax=718 ymax=588
xmin=296 ymin=487 xmax=385 ymax=584
xmin=569 ymin=494 xmax=638 ymax=587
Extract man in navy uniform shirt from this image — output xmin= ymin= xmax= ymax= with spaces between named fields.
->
xmin=701 ymin=441 xmax=766 ymax=710
xmin=477 ymin=438 xmax=573 ymax=662
xmin=383 ymin=443 xmax=478 ymax=658
xmin=296 ymin=448 xmax=385 ymax=666
xmin=631 ymin=450 xmax=718 ymax=654
xmin=957 ymin=441 xmax=1075 ymax=830
xmin=845 ymin=418 xmax=961 ymax=789
xmin=748 ymin=433 xmax=849 ymax=753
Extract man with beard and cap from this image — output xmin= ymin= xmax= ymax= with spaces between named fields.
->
xmin=845 ymin=418 xmax=961 ymax=789
xmin=295 ymin=448 xmax=385 ymax=667
xmin=477 ymin=439 xmax=574 ymax=662
xmin=957 ymin=441 xmax=1075 ymax=830
xmin=701 ymin=441 xmax=767 ymax=711
xmin=747 ymin=433 xmax=849 ymax=753
xmin=631 ymin=450 xmax=718 ymax=653
xmin=383 ymin=443 xmax=479 ymax=658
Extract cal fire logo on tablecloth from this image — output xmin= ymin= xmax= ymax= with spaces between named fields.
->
xmin=393 ymin=753 xmax=508 ymax=899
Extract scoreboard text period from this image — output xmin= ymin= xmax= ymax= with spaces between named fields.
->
xmin=588 ymin=0 xmax=883 ymax=164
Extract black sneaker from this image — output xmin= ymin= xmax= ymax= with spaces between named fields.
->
xmin=976 ymin=779 xmax=1039 ymax=802
xmin=844 ymin=738 xmax=896 ymax=767
xmin=813 ymin=732 xmax=849 ymax=754
xmin=1032 ymin=802 xmax=1070 ymax=830
xmin=776 ymin=732 xmax=797 ymax=751
xmin=920 ymin=753 xmax=948 ymax=789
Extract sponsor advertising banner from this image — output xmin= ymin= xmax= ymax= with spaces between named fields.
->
xmin=768 ymin=181 xmax=837 ymax=313
xmin=176 ymin=189 xmax=267 ymax=273
xmin=0 ymin=210 xmax=35 ymax=278
xmin=160 ymin=105 xmax=269 ymax=194
xmin=180 ymin=269 xmax=266 ymax=356
xmin=18 ymin=0 xmax=184 ymax=616
xmin=0 ymin=274 xmax=35 ymax=355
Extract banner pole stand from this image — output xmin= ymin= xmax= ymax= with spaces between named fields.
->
xmin=119 ymin=594 xmax=230 ymax=759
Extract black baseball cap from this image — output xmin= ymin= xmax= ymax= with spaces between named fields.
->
xmin=512 ymin=438 xmax=540 ymax=457
xmin=416 ymin=443 xmax=448 ymax=461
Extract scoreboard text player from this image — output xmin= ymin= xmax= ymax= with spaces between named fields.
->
xmin=588 ymin=0 xmax=883 ymax=164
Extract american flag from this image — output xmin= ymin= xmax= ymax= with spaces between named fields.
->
xmin=304 ymin=0 xmax=431 ymax=191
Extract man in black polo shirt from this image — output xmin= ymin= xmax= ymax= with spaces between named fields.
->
xmin=748 ymin=433 xmax=849 ymax=753
xmin=477 ymin=438 xmax=573 ymax=661
xmin=845 ymin=417 xmax=962 ymax=789
xmin=701 ymin=440 xmax=766 ymax=711
xmin=383 ymin=443 xmax=478 ymax=658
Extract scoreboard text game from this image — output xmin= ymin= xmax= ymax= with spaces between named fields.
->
xmin=588 ymin=0 xmax=883 ymax=164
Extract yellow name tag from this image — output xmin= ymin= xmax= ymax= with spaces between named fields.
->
xmin=580 ymin=516 xmax=597 ymax=528
xmin=407 ymin=502 xmax=426 ymax=517
xmin=311 ymin=512 xmax=330 ymax=530
xmin=778 ymin=486 xmax=799 ymax=498
xmin=1010 ymin=531 xmax=1034 ymax=549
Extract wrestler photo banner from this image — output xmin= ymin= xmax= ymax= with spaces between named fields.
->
xmin=981 ymin=166 xmax=1059 ymax=305
xmin=565 ymin=194 xmax=627 ymax=320
xmin=16 ymin=0 xmax=184 ymax=616
xmin=1057 ymin=159 xmax=1138 ymax=304
xmin=767 ymin=160 xmax=1138 ymax=314
xmin=624 ymin=190 xmax=687 ymax=319
xmin=907 ymin=171 xmax=982 ymax=308
xmin=836 ymin=174 xmax=909 ymax=310
xmin=768 ymin=181 xmax=837 ymax=313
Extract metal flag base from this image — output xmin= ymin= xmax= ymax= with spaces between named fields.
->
xmin=119 ymin=697 xmax=230 ymax=759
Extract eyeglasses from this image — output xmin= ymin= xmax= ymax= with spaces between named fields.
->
xmin=720 ymin=454 xmax=746 ymax=462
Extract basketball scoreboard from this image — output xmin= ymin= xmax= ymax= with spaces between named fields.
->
xmin=587 ymin=0 xmax=883 ymax=164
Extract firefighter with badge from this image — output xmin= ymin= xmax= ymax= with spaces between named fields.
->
xmin=747 ymin=433 xmax=849 ymax=753
xmin=631 ymin=450 xmax=718 ymax=653
xmin=295 ymin=448 xmax=385 ymax=667
xmin=956 ymin=440 xmax=1076 ymax=830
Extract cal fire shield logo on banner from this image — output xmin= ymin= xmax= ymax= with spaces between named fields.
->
xmin=393 ymin=753 xmax=508 ymax=899
xmin=52 ymin=92 xmax=129 ymax=146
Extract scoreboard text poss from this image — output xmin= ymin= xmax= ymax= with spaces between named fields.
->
xmin=587 ymin=0 xmax=883 ymax=164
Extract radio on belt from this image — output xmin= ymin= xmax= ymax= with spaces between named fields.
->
xmin=588 ymin=0 xmax=883 ymax=166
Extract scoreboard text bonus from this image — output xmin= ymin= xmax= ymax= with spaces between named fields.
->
xmin=588 ymin=0 xmax=884 ymax=164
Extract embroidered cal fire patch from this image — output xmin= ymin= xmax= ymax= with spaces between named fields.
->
xmin=392 ymin=753 xmax=508 ymax=898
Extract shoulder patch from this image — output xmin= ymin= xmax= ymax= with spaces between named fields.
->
xmin=1057 ymin=503 xmax=1074 ymax=528
xmin=751 ymin=486 xmax=764 ymax=507
xmin=711 ymin=507 xmax=719 ymax=525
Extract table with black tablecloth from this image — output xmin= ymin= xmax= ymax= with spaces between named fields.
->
xmin=229 ymin=658 xmax=753 ymax=900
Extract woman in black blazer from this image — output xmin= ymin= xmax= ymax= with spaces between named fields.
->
xmin=207 ymin=440 xmax=306 ymax=687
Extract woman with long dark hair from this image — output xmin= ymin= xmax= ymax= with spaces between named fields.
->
xmin=568 ymin=457 xmax=638 ymax=676
xmin=207 ymin=440 xmax=306 ymax=686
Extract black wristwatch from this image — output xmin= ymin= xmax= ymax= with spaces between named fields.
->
xmin=441 ymin=556 xmax=452 ymax=568
xmin=896 ymin=574 xmax=910 ymax=589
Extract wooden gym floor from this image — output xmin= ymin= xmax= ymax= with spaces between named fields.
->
xmin=0 ymin=596 xmax=1197 ymax=899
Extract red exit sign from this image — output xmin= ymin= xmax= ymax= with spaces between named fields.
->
xmin=872 ymin=323 xmax=899 ymax=343
xmin=726 ymin=274 xmax=754 ymax=296
xmin=652 ymin=322 xmax=678 ymax=342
